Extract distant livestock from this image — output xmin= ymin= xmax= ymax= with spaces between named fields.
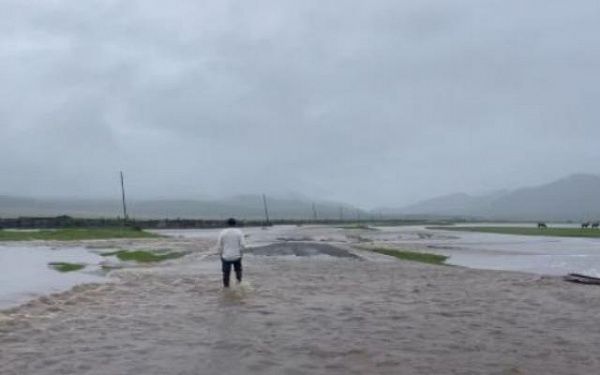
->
xmin=537 ymin=222 xmax=547 ymax=229
xmin=582 ymin=222 xmax=590 ymax=229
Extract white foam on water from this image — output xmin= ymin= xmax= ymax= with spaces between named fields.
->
xmin=221 ymin=281 xmax=255 ymax=302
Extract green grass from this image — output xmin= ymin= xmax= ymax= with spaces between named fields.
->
xmin=0 ymin=228 xmax=159 ymax=241
xmin=100 ymin=249 xmax=186 ymax=263
xmin=362 ymin=247 xmax=448 ymax=265
xmin=428 ymin=226 xmax=600 ymax=238
xmin=48 ymin=262 xmax=86 ymax=272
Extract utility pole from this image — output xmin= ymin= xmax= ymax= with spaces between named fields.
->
xmin=339 ymin=206 xmax=344 ymax=221
xmin=120 ymin=171 xmax=128 ymax=224
xmin=262 ymin=194 xmax=270 ymax=226
xmin=312 ymin=202 xmax=318 ymax=221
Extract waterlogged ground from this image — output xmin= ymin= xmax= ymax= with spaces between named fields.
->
xmin=0 ymin=245 xmax=105 ymax=308
xmin=157 ymin=224 xmax=600 ymax=276
xmin=2 ymin=223 xmax=600 ymax=308
xmin=378 ymin=225 xmax=600 ymax=277
xmin=0 ymin=235 xmax=200 ymax=309
xmin=1 ymin=225 xmax=600 ymax=374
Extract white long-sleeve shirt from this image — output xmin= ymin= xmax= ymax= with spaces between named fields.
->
xmin=217 ymin=228 xmax=245 ymax=261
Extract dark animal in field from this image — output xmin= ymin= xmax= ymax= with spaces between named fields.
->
xmin=581 ymin=222 xmax=590 ymax=229
xmin=537 ymin=222 xmax=547 ymax=229
xmin=592 ymin=222 xmax=600 ymax=229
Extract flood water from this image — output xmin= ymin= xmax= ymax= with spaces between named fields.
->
xmin=373 ymin=225 xmax=600 ymax=277
xmin=0 ymin=245 xmax=106 ymax=308
xmin=3 ymin=226 xmax=600 ymax=374
xmin=2 ymin=224 xmax=600 ymax=310
xmin=155 ymin=224 xmax=600 ymax=277
xmin=439 ymin=234 xmax=600 ymax=276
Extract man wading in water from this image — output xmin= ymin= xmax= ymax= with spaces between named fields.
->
xmin=217 ymin=218 xmax=245 ymax=287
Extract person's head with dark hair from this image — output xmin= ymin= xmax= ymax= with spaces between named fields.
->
xmin=227 ymin=218 xmax=237 ymax=227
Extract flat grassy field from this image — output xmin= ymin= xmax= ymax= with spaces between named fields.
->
xmin=362 ymin=246 xmax=448 ymax=265
xmin=429 ymin=226 xmax=600 ymax=238
xmin=0 ymin=228 xmax=159 ymax=241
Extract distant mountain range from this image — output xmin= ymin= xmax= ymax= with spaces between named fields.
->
xmin=2 ymin=174 xmax=599 ymax=221
xmin=0 ymin=194 xmax=364 ymax=220
xmin=389 ymin=174 xmax=600 ymax=221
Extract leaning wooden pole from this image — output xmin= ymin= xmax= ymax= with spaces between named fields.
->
xmin=120 ymin=171 xmax=128 ymax=224
xmin=262 ymin=194 xmax=270 ymax=225
xmin=312 ymin=202 xmax=318 ymax=221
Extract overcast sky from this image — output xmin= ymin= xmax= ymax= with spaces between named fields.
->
xmin=1 ymin=0 xmax=599 ymax=208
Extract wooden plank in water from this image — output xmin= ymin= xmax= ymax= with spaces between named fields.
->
xmin=564 ymin=273 xmax=600 ymax=285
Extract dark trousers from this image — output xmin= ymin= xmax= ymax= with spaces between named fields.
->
xmin=221 ymin=258 xmax=242 ymax=287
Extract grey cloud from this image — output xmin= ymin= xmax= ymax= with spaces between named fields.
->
xmin=1 ymin=0 xmax=599 ymax=207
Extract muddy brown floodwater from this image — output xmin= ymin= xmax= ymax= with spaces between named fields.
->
xmin=1 ymin=225 xmax=600 ymax=374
